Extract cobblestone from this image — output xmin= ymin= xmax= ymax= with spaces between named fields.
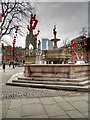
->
xmin=2 ymin=85 xmax=87 ymax=100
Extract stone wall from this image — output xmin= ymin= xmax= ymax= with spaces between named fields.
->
xmin=24 ymin=64 xmax=90 ymax=79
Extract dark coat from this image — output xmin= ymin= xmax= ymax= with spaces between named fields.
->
xmin=3 ymin=64 xmax=5 ymax=69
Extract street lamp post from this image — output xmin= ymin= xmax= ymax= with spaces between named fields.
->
xmin=12 ymin=36 xmax=16 ymax=68
xmin=12 ymin=42 xmax=15 ymax=68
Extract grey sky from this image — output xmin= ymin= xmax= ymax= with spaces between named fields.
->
xmin=2 ymin=2 xmax=88 ymax=48
xmin=35 ymin=2 xmax=88 ymax=47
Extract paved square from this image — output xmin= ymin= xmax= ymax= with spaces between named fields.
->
xmin=43 ymin=103 xmax=66 ymax=117
xmin=2 ymin=94 xmax=89 ymax=119
xmin=22 ymin=103 xmax=46 ymax=117
xmin=58 ymin=101 xmax=76 ymax=111
xmin=66 ymin=110 xmax=86 ymax=118
xmin=40 ymin=97 xmax=56 ymax=104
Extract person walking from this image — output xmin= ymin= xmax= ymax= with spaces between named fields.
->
xmin=3 ymin=63 xmax=5 ymax=72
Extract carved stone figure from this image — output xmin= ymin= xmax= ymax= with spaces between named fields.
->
xmin=53 ymin=25 xmax=57 ymax=38
xmin=38 ymin=40 xmax=41 ymax=50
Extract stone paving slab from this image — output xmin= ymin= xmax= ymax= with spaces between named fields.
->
xmin=21 ymin=98 xmax=40 ymax=105
xmin=6 ymin=108 xmax=22 ymax=118
xmin=58 ymin=101 xmax=76 ymax=111
xmin=43 ymin=103 xmax=66 ymax=117
xmin=69 ymin=101 xmax=88 ymax=112
xmin=53 ymin=96 xmax=66 ymax=102
xmin=22 ymin=103 xmax=46 ymax=117
xmin=2 ymin=94 xmax=89 ymax=119
xmin=40 ymin=97 xmax=56 ymax=105
xmin=2 ymin=99 xmax=11 ymax=118
xmin=82 ymin=111 xmax=89 ymax=118
xmin=66 ymin=110 xmax=86 ymax=118
xmin=9 ymin=99 xmax=21 ymax=109
xmin=63 ymin=96 xmax=86 ymax=102
xmin=80 ymin=95 xmax=88 ymax=102
xmin=0 ymin=101 xmax=2 ymax=120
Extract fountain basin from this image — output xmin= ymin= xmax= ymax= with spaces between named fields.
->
xmin=24 ymin=64 xmax=90 ymax=79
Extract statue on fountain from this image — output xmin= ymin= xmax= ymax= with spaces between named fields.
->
xmin=51 ymin=25 xmax=60 ymax=48
xmin=38 ymin=40 xmax=41 ymax=50
xmin=53 ymin=25 xmax=57 ymax=38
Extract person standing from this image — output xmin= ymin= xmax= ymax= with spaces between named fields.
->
xmin=9 ymin=62 xmax=11 ymax=67
xmin=3 ymin=63 xmax=5 ymax=72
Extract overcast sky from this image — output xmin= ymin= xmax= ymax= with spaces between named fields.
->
xmin=36 ymin=2 xmax=88 ymax=47
xmin=2 ymin=1 xmax=88 ymax=48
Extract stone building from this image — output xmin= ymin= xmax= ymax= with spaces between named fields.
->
xmin=60 ymin=36 xmax=90 ymax=63
xmin=2 ymin=46 xmax=25 ymax=63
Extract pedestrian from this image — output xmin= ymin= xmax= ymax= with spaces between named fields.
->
xmin=23 ymin=60 xmax=25 ymax=64
xmin=9 ymin=62 xmax=11 ymax=67
xmin=3 ymin=63 xmax=5 ymax=72
xmin=12 ymin=61 xmax=15 ymax=68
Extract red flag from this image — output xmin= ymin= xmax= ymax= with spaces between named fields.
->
xmin=9 ymin=46 xmax=13 ymax=52
xmin=34 ymin=34 xmax=38 ymax=39
xmin=32 ymin=14 xmax=36 ymax=21
xmin=72 ymin=51 xmax=76 ymax=57
xmin=0 ymin=13 xmax=4 ymax=22
xmin=80 ymin=51 xmax=83 ymax=56
xmin=2 ymin=43 xmax=5 ymax=49
xmin=30 ymin=19 xmax=33 ymax=25
xmin=34 ymin=31 xmax=40 ymax=39
xmin=0 ymin=13 xmax=2 ymax=22
xmin=14 ymin=36 xmax=16 ymax=39
xmin=2 ymin=55 xmax=4 ymax=59
xmin=83 ymin=41 xmax=87 ymax=46
xmin=5 ymin=57 xmax=8 ymax=61
xmin=30 ymin=13 xmax=33 ymax=20
xmin=32 ymin=25 xmax=36 ymax=30
xmin=2 ymin=13 xmax=5 ymax=17
xmin=13 ymin=36 xmax=16 ymax=44
xmin=71 ymin=40 xmax=77 ymax=48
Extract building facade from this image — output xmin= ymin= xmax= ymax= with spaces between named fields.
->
xmin=60 ymin=36 xmax=90 ymax=63
xmin=42 ymin=38 xmax=53 ymax=50
xmin=2 ymin=45 xmax=25 ymax=64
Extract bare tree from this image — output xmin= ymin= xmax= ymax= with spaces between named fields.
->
xmin=0 ymin=0 xmax=34 ymax=40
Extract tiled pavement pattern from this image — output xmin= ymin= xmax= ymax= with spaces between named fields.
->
xmin=2 ymin=93 xmax=89 ymax=119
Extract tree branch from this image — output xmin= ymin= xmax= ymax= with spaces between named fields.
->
xmin=0 ymin=1 xmax=34 ymax=40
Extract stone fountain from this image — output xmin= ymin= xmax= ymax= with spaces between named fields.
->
xmin=6 ymin=26 xmax=90 ymax=92
xmin=42 ymin=25 xmax=71 ymax=64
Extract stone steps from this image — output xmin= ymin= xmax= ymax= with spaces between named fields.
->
xmin=6 ymin=81 xmax=89 ymax=92
xmin=18 ymin=76 xmax=89 ymax=82
xmin=6 ymin=73 xmax=90 ymax=92
xmin=12 ymin=79 xmax=90 ymax=86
